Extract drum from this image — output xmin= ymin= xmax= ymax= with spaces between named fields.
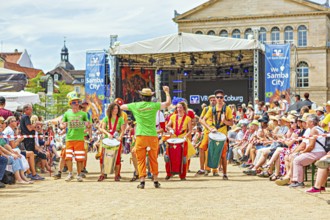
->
xmin=207 ymin=132 xmax=227 ymax=169
xmin=166 ymin=138 xmax=185 ymax=174
xmin=102 ymin=138 xmax=120 ymax=174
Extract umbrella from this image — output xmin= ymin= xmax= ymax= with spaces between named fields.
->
xmin=288 ymin=100 xmax=313 ymax=112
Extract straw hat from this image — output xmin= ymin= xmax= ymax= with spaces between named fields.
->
xmin=267 ymin=109 xmax=278 ymax=114
xmin=265 ymin=102 xmax=270 ymax=106
xmin=280 ymin=116 xmax=291 ymax=123
xmin=208 ymin=95 xmax=215 ymax=100
xmin=231 ymin=126 xmax=242 ymax=132
xmin=138 ymin=88 xmax=155 ymax=96
xmin=287 ymin=114 xmax=296 ymax=121
xmin=298 ymin=113 xmax=310 ymax=122
xmin=250 ymin=120 xmax=259 ymax=127
xmin=316 ymin=106 xmax=324 ymax=113
xmin=247 ymin=104 xmax=254 ymax=111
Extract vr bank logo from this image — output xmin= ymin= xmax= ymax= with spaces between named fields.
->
xmin=272 ymin=49 xmax=284 ymax=57
xmin=90 ymin=56 xmax=100 ymax=65
xmin=190 ymin=95 xmax=200 ymax=104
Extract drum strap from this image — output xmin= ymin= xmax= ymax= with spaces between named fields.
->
xmin=109 ymin=116 xmax=119 ymax=135
xmin=212 ymin=104 xmax=226 ymax=130
xmin=175 ymin=114 xmax=186 ymax=136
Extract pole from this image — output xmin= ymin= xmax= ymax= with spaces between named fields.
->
xmin=109 ymin=35 xmax=118 ymax=103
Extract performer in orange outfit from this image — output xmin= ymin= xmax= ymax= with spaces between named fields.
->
xmin=121 ymin=86 xmax=171 ymax=189
xmin=165 ymin=101 xmax=192 ymax=180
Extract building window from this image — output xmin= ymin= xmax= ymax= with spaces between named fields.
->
xmin=54 ymin=74 xmax=59 ymax=81
xmin=271 ymin=27 xmax=280 ymax=44
xmin=284 ymin=26 xmax=294 ymax=44
xmin=74 ymin=86 xmax=81 ymax=94
xmin=207 ymin=30 xmax=216 ymax=36
xmin=297 ymin=61 xmax=309 ymax=88
xmin=259 ymin=27 xmax=267 ymax=43
xmin=195 ymin=31 xmax=203 ymax=35
xmin=219 ymin=30 xmax=228 ymax=37
xmin=232 ymin=29 xmax=241 ymax=39
xmin=244 ymin=28 xmax=253 ymax=39
xmin=298 ymin=25 xmax=307 ymax=47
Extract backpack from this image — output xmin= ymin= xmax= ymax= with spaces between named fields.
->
xmin=1 ymin=171 xmax=15 ymax=185
xmin=315 ymin=127 xmax=330 ymax=153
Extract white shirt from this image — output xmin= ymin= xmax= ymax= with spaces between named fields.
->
xmin=3 ymin=126 xmax=15 ymax=142
xmin=155 ymin=110 xmax=165 ymax=129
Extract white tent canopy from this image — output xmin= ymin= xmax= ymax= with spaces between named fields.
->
xmin=110 ymin=32 xmax=264 ymax=55
xmin=0 ymin=91 xmax=40 ymax=111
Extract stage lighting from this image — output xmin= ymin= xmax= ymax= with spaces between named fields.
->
xmin=149 ymin=57 xmax=156 ymax=65
xmin=236 ymin=51 xmax=244 ymax=62
xmin=170 ymin=54 xmax=176 ymax=65
xmin=157 ymin=69 xmax=163 ymax=75
xmin=190 ymin=53 xmax=197 ymax=65
xmin=244 ymin=68 xmax=249 ymax=73
xmin=230 ymin=66 xmax=234 ymax=71
xmin=210 ymin=53 xmax=217 ymax=65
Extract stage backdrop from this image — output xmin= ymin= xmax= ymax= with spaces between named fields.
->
xmin=185 ymin=79 xmax=249 ymax=114
xmin=265 ymin=44 xmax=291 ymax=103
xmin=85 ymin=51 xmax=108 ymax=119
xmin=121 ymin=67 xmax=155 ymax=104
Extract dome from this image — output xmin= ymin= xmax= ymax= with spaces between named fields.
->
xmin=56 ymin=61 xmax=75 ymax=70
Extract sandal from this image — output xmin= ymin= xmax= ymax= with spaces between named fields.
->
xmin=257 ymin=171 xmax=272 ymax=178
xmin=97 ymin=175 xmax=105 ymax=182
xmin=269 ymin=174 xmax=280 ymax=181
xmin=223 ymin=174 xmax=229 ymax=180
xmin=130 ymin=175 xmax=139 ymax=182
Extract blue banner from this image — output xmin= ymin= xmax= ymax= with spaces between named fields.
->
xmin=265 ymin=44 xmax=291 ymax=102
xmin=85 ymin=52 xmax=107 ymax=119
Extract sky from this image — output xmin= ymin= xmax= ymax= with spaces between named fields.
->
xmin=0 ymin=0 xmax=326 ymax=72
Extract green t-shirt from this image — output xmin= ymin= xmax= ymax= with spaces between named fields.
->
xmin=102 ymin=116 xmax=124 ymax=137
xmin=128 ymin=102 xmax=161 ymax=136
xmin=63 ymin=110 xmax=89 ymax=141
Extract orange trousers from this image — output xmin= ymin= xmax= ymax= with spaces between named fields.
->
xmin=135 ymin=136 xmax=159 ymax=178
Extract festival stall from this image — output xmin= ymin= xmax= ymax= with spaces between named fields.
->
xmin=0 ymin=91 xmax=40 ymax=111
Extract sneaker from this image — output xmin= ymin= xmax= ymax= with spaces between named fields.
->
xmin=147 ymin=172 xmax=152 ymax=179
xmin=62 ymin=166 xmax=68 ymax=173
xmin=65 ymin=174 xmax=74 ymax=182
xmin=315 ymin=158 xmax=330 ymax=169
xmin=31 ymin=174 xmax=45 ymax=181
xmin=137 ymin=182 xmax=145 ymax=189
xmin=213 ymin=172 xmax=220 ymax=177
xmin=53 ymin=173 xmax=61 ymax=180
xmin=165 ymin=175 xmax=171 ymax=180
xmin=321 ymin=187 xmax=326 ymax=192
xmin=76 ymin=175 xmax=83 ymax=182
xmin=195 ymin=170 xmax=205 ymax=176
xmin=80 ymin=173 xmax=86 ymax=178
xmin=154 ymin=181 xmax=161 ymax=188
xmin=0 ymin=182 xmax=5 ymax=188
xmin=306 ymin=187 xmax=322 ymax=193
xmin=26 ymin=173 xmax=32 ymax=178
xmin=81 ymin=168 xmax=88 ymax=174
xmin=223 ymin=174 xmax=229 ymax=180
xmin=289 ymin=182 xmax=305 ymax=188
xmin=204 ymin=170 xmax=211 ymax=176
xmin=240 ymin=155 xmax=249 ymax=162
xmin=243 ymin=169 xmax=257 ymax=176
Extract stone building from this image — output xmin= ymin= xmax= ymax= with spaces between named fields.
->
xmin=174 ymin=0 xmax=330 ymax=104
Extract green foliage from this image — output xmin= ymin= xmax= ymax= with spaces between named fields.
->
xmin=25 ymin=72 xmax=46 ymax=117
xmin=50 ymin=81 xmax=73 ymax=116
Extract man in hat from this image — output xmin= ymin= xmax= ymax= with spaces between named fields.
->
xmin=120 ymin=86 xmax=171 ymax=189
xmin=61 ymin=91 xmax=91 ymax=182
xmin=0 ymin=96 xmax=13 ymax=120
xmin=316 ymin=106 xmax=325 ymax=121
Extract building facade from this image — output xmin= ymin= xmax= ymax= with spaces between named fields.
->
xmin=174 ymin=0 xmax=330 ymax=104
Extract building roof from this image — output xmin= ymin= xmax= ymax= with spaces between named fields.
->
xmin=0 ymin=52 xmax=22 ymax=64
xmin=49 ymin=67 xmax=75 ymax=84
xmin=4 ymin=62 xmax=43 ymax=79
xmin=174 ymin=0 xmax=330 ymax=22
xmin=55 ymin=60 xmax=75 ymax=71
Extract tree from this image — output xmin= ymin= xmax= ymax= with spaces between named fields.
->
xmin=25 ymin=72 xmax=47 ymax=117
xmin=50 ymin=81 xmax=73 ymax=116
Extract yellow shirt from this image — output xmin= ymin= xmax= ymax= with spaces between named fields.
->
xmin=203 ymin=105 xmax=233 ymax=135
xmin=121 ymin=111 xmax=128 ymax=123
xmin=321 ymin=113 xmax=330 ymax=132
xmin=169 ymin=114 xmax=191 ymax=138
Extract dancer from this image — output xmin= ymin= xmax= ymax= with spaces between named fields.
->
xmin=121 ymin=86 xmax=171 ymax=189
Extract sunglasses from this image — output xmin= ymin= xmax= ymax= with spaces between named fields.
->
xmin=216 ymin=96 xmax=224 ymax=99
xmin=11 ymin=120 xmax=17 ymax=122
xmin=71 ymin=100 xmax=82 ymax=105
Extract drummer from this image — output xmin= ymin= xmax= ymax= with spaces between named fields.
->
xmin=98 ymin=103 xmax=125 ymax=181
xmin=199 ymin=89 xmax=233 ymax=180
xmin=165 ymin=101 xmax=192 ymax=180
